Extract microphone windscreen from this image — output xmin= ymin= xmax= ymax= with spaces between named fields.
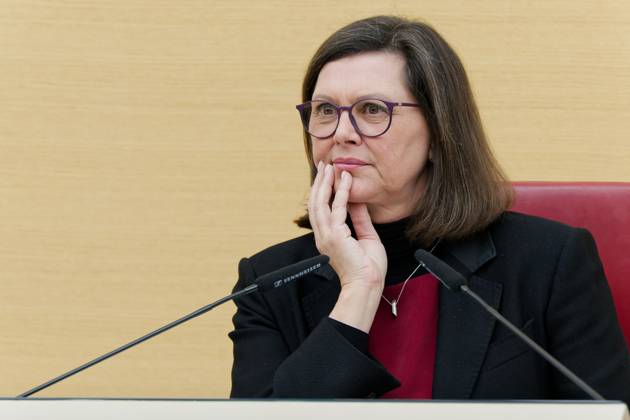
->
xmin=414 ymin=249 xmax=467 ymax=291
xmin=255 ymin=254 xmax=330 ymax=292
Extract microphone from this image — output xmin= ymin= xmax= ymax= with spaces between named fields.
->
xmin=255 ymin=254 xmax=329 ymax=292
xmin=413 ymin=249 xmax=466 ymax=291
xmin=414 ymin=249 xmax=604 ymax=401
xmin=18 ymin=254 xmax=329 ymax=398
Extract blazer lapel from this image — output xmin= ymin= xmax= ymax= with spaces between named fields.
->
xmin=432 ymin=231 xmax=502 ymax=399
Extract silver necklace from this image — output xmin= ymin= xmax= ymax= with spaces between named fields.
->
xmin=381 ymin=239 xmax=441 ymax=318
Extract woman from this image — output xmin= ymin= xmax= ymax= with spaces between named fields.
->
xmin=229 ymin=16 xmax=630 ymax=402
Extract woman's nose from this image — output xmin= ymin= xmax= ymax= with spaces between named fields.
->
xmin=333 ymin=110 xmax=362 ymax=145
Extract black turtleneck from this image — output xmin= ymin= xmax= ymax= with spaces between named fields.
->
xmin=372 ymin=217 xmax=433 ymax=285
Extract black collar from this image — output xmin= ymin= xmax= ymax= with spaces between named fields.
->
xmin=312 ymin=228 xmax=497 ymax=283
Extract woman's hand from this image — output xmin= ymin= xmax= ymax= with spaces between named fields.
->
xmin=308 ymin=162 xmax=387 ymax=332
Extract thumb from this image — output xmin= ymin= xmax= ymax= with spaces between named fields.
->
xmin=348 ymin=203 xmax=379 ymax=241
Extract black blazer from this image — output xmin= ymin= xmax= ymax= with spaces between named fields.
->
xmin=229 ymin=212 xmax=630 ymax=404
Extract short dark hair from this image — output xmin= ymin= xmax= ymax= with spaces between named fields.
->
xmin=295 ymin=15 xmax=513 ymax=246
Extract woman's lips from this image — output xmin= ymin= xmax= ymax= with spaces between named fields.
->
xmin=332 ymin=158 xmax=368 ymax=171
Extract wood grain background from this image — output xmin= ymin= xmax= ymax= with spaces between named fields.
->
xmin=1 ymin=0 xmax=629 ymax=398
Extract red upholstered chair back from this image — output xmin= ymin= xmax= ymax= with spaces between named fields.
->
xmin=511 ymin=182 xmax=630 ymax=347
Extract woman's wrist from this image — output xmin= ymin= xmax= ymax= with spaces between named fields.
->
xmin=329 ymin=282 xmax=383 ymax=333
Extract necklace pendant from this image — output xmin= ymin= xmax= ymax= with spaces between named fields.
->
xmin=391 ymin=300 xmax=398 ymax=318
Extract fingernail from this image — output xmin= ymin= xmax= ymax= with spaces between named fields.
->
xmin=317 ymin=161 xmax=323 ymax=171
xmin=342 ymin=171 xmax=349 ymax=181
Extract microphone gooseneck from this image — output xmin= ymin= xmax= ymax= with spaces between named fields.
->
xmin=414 ymin=249 xmax=605 ymax=401
xmin=18 ymin=254 xmax=329 ymax=398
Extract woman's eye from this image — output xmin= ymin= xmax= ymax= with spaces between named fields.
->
xmin=361 ymin=102 xmax=387 ymax=114
xmin=315 ymin=103 xmax=336 ymax=115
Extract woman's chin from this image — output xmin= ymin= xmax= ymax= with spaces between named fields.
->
xmin=346 ymin=189 xmax=374 ymax=205
xmin=333 ymin=179 xmax=377 ymax=204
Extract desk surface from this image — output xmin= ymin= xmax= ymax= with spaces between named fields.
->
xmin=1 ymin=399 xmax=628 ymax=420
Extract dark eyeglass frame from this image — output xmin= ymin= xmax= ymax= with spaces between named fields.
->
xmin=295 ymin=99 xmax=421 ymax=139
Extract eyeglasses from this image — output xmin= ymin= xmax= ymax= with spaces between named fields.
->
xmin=296 ymin=99 xmax=421 ymax=139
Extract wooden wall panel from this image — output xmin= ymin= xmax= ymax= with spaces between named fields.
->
xmin=1 ymin=0 xmax=628 ymax=397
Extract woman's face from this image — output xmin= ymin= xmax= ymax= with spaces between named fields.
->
xmin=310 ymin=51 xmax=431 ymax=223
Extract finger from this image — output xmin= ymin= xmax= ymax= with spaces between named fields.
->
xmin=308 ymin=161 xmax=325 ymax=211
xmin=309 ymin=160 xmax=324 ymax=201
xmin=330 ymin=170 xmax=351 ymax=226
xmin=309 ymin=163 xmax=332 ymax=233
xmin=308 ymin=161 xmax=325 ymax=231
xmin=316 ymin=163 xmax=334 ymax=208
xmin=311 ymin=160 xmax=324 ymax=191
xmin=312 ymin=163 xmax=334 ymax=227
xmin=348 ymin=203 xmax=379 ymax=241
